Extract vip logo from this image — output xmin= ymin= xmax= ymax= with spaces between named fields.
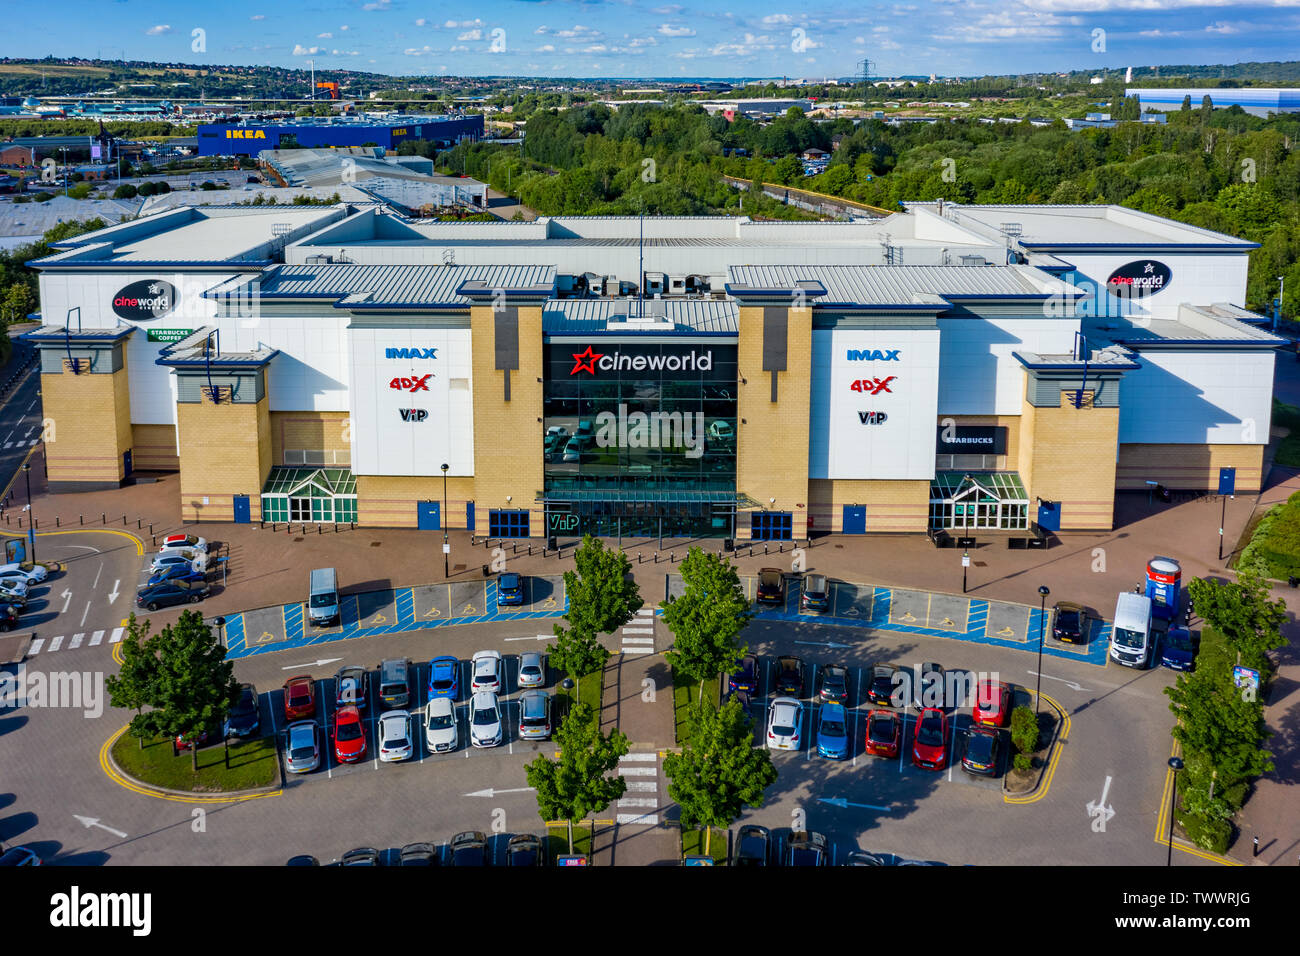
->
xmin=847 ymin=349 xmax=900 ymax=361
xmin=858 ymin=411 xmax=888 ymax=424
xmin=569 ymin=346 xmax=605 ymax=376
xmin=385 ymin=347 xmax=438 ymax=359
xmin=399 ymin=408 xmax=428 ymax=422
xmin=389 ymin=375 xmax=432 ymax=393
xmin=850 ymin=377 xmax=896 ymax=395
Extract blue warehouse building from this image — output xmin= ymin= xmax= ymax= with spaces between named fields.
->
xmin=197 ymin=114 xmax=483 ymax=157
xmin=1127 ymin=87 xmax=1300 ymax=117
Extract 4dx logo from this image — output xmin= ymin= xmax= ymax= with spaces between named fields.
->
xmin=389 ymin=375 xmax=432 ymax=393
xmin=850 ymin=376 xmax=896 ymax=395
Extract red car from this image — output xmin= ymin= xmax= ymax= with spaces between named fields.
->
xmin=911 ymin=708 xmax=949 ymax=770
xmin=332 ymin=705 xmax=367 ymax=763
xmin=282 ymin=675 xmax=317 ymax=721
xmin=973 ymin=680 xmax=1011 ymax=728
xmin=864 ymin=709 xmax=902 ymax=758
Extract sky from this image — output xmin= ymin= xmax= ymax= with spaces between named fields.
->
xmin=5 ymin=0 xmax=1300 ymax=81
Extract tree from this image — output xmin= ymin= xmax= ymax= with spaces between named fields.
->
xmin=662 ymin=547 xmax=752 ymax=700
xmin=547 ymin=534 xmax=640 ymax=679
xmin=663 ymin=696 xmax=777 ymax=856
xmin=1181 ymin=95 xmax=1192 ymax=112
xmin=104 ymin=614 xmax=157 ymax=750
xmin=1186 ymin=571 xmax=1286 ymax=674
xmin=113 ymin=183 xmax=138 ymax=199
xmin=524 ymin=703 xmax=629 ymax=853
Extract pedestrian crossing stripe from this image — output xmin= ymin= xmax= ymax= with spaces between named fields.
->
xmin=636 ymin=608 xmax=653 ymax=616
xmin=620 ymin=753 xmax=657 ymax=762
xmin=89 ymin=630 xmax=104 ymax=646
xmin=617 ymin=798 xmax=657 ymax=808
xmin=28 ymin=637 xmax=44 ymax=655
xmin=48 ymin=635 xmax=63 ymax=652
xmin=622 ymin=626 xmax=653 ymax=634
xmin=621 ymin=637 xmax=654 ymax=644
xmin=110 ymin=627 xmax=126 ymax=643
xmin=616 ymin=813 xmax=659 ymax=825
xmin=70 ymin=633 xmax=84 ymax=649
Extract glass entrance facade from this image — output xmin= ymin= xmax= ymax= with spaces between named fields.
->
xmin=928 ymin=472 xmax=1029 ymax=530
xmin=262 ymin=467 xmax=359 ymax=524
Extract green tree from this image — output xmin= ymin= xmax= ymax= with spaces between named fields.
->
xmin=662 ymin=547 xmax=752 ymax=700
xmin=113 ymin=183 xmax=138 ymax=199
xmin=547 ymin=535 xmax=640 ymax=680
xmin=1186 ymin=571 xmax=1287 ymax=674
xmin=772 ymin=155 xmax=803 ymax=185
xmin=524 ymin=703 xmax=629 ymax=853
xmin=103 ymin=614 xmax=157 ymax=750
xmin=663 ymin=696 xmax=777 ymax=856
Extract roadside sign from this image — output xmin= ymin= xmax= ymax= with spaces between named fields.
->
xmin=442 ymin=543 xmax=451 ymax=554
xmin=556 ymin=855 xmax=587 ymax=866
xmin=961 ymin=554 xmax=970 ymax=568
xmin=1218 ymin=467 xmax=1236 ymax=497
xmin=1232 ymin=665 xmax=1259 ymax=695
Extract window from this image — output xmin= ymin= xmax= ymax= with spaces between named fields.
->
xmin=751 ymin=511 xmax=793 ymax=541
xmin=489 ymin=509 xmax=530 ymax=539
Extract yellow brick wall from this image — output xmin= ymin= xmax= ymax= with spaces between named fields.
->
xmin=42 ymin=363 xmax=132 ymax=486
xmin=939 ymin=414 xmax=1022 ymax=471
xmin=469 ymin=304 xmax=544 ymax=535
xmin=1022 ymin=389 xmax=1118 ymax=530
xmin=735 ymin=305 xmax=811 ymax=539
xmin=807 ymin=479 xmax=931 ymax=533
xmin=356 ymin=475 xmax=477 ymax=529
xmin=1116 ymin=444 xmax=1265 ymax=492
xmin=269 ymin=411 xmax=351 ymax=465
xmin=131 ymin=424 xmax=179 ymax=471
xmin=176 ymin=390 xmax=272 ymax=523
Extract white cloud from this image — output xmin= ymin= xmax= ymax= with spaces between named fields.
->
xmin=404 ymin=45 xmax=435 ymax=56
xmin=340 ymin=25 xmax=350 ymax=31
xmin=362 ymin=0 xmax=390 ymax=10
xmin=1205 ymin=20 xmax=1240 ymax=32
xmin=331 ymin=49 xmax=359 ymax=56
xmin=553 ymin=25 xmax=601 ymax=38
xmin=145 ymin=25 xmax=172 ymax=36
xmin=415 ymin=18 xmax=426 ymax=27
xmin=445 ymin=18 xmax=483 ymax=28
xmin=658 ymin=23 xmax=695 ymax=36
xmin=707 ymin=33 xmax=776 ymax=56
xmin=537 ymin=44 xmax=556 ymax=52
xmin=652 ymin=4 xmax=684 ymax=12
xmin=292 ymin=44 xmax=323 ymax=55
xmin=250 ymin=14 xmax=264 ymax=21
xmin=449 ymin=44 xmax=470 ymax=52
xmin=457 ymin=29 xmax=482 ymax=41
xmin=853 ymin=35 xmax=865 ymax=44
xmin=582 ymin=44 xmax=608 ymax=52
xmin=1024 ymin=0 xmax=1291 ymax=9
xmin=628 ymin=36 xmax=658 ymax=47
xmin=318 ymin=32 xmax=333 ymax=38
xmin=761 ymin=14 xmax=794 ymax=25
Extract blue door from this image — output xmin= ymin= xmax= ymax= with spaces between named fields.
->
xmin=465 ymin=501 xmax=475 ymax=533
xmin=842 ymin=505 xmax=866 ymax=535
xmin=122 ymin=449 xmax=132 ymax=478
xmin=233 ymin=495 xmax=251 ymax=524
xmin=417 ymin=501 xmax=441 ymax=531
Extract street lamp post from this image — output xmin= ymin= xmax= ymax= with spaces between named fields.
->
xmin=22 ymin=463 xmax=35 ymax=561
xmin=1167 ymin=756 xmax=1185 ymax=865
xmin=440 ymin=463 xmax=450 ymax=579
xmin=1035 ymin=585 xmax=1050 ymax=718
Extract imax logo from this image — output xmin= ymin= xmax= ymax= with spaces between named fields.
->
xmin=847 ymin=349 xmax=900 ymax=362
xmin=385 ymin=347 xmax=438 ymax=359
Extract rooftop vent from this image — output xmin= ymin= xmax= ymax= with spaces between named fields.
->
xmin=959 ymin=255 xmax=987 ymax=266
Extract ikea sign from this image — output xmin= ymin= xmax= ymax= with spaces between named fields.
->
xmin=846 ymin=349 xmax=900 ymax=361
xmin=224 ymin=129 xmax=267 ymax=140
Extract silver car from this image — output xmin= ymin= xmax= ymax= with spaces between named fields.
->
xmin=285 ymin=720 xmax=321 ymax=773
xmin=149 ymin=551 xmax=197 ymax=575
xmin=518 ymin=690 xmax=551 ymax=740
xmin=378 ymin=710 xmax=413 ymax=762
xmin=765 ymin=696 xmax=803 ymax=751
xmin=424 ymin=697 xmax=458 ymax=753
xmin=469 ymin=691 xmax=502 ymax=748
xmin=517 ymin=652 xmax=546 ymax=688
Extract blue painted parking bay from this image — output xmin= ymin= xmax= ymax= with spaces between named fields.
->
xmin=217 ymin=575 xmax=568 ymax=660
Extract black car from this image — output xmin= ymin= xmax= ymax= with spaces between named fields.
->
xmin=285 ymin=855 xmax=319 ymax=866
xmin=505 ymin=834 xmax=545 ymax=867
xmin=732 ymin=825 xmax=770 ymax=866
xmin=399 ymin=842 xmax=439 ymax=866
xmin=816 ymin=664 xmax=849 ymax=704
xmin=450 ymin=830 xmax=489 ymax=866
xmin=223 ymin=683 xmax=260 ymax=738
xmin=962 ymin=726 xmax=1001 ymax=776
xmin=785 ymin=831 xmax=828 ymax=867
xmin=799 ymin=574 xmax=830 ymax=613
xmin=844 ymin=850 xmax=889 ymax=866
xmin=340 ymin=847 xmax=380 ymax=866
xmin=756 ymin=568 xmax=785 ymax=605
xmin=729 ymin=653 xmax=759 ymax=694
xmin=1052 ymin=602 xmax=1087 ymax=644
xmin=911 ymin=662 xmax=945 ymax=709
xmin=0 ymin=605 xmax=19 ymax=632
xmin=866 ymin=663 xmax=899 ymax=706
xmin=774 ymin=656 xmax=805 ymax=696
xmin=136 ymin=579 xmax=210 ymax=611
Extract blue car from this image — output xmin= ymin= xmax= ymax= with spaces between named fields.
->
xmin=816 ymin=702 xmax=849 ymax=760
xmin=428 ymin=656 xmax=460 ymax=699
xmin=146 ymin=563 xmax=204 ymax=587
xmin=1160 ymin=627 xmax=1199 ymax=671
xmin=496 ymin=573 xmax=525 ymax=607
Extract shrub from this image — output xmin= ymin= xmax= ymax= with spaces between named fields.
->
xmin=32 ymin=191 xmax=53 ymax=202
xmin=1242 ymin=490 xmax=1300 ymax=579
xmin=1009 ymin=705 xmax=1039 ymax=755
xmin=136 ymin=181 xmax=156 ymax=197
xmin=1013 ymin=753 xmax=1033 ymax=772
xmin=113 ymin=183 xmax=138 ymax=199
xmin=1177 ymin=811 xmax=1232 ymax=854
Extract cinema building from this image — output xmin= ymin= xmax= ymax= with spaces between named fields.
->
xmin=25 ymin=201 xmax=1281 ymax=542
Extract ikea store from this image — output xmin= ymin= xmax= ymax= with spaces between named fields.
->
xmin=24 ymin=200 xmax=1282 ymax=542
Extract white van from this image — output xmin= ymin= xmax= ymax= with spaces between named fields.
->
xmin=308 ymin=568 xmax=340 ymax=626
xmin=1110 ymin=592 xmax=1153 ymax=668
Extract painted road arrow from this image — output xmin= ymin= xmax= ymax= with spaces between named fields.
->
xmin=818 ymin=797 xmax=891 ymax=812
xmin=464 ymin=787 xmax=537 ymax=798
xmin=503 ymin=635 xmax=554 ymax=642
xmin=1026 ymin=670 xmax=1087 ymax=692
xmin=1086 ymin=776 xmax=1116 ymax=833
xmin=107 ymin=579 xmax=120 ymax=604
xmin=73 ymin=815 xmax=127 ymax=838
xmin=795 ymin=640 xmax=851 ymax=649
xmin=281 ymin=658 xmax=343 ymax=670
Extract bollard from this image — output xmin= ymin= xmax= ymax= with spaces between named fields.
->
xmin=529 ymin=545 xmax=533 ymax=556
xmin=149 ymin=524 xmax=153 ymax=535
xmin=137 ymin=518 xmax=141 ymax=529
xmin=638 ymin=552 xmax=643 ymax=564
xmin=80 ymin=514 xmax=84 ymax=525
xmin=56 ymin=516 xmax=60 ymax=527
xmin=123 ymin=515 xmax=127 ymax=525
xmin=102 ymin=513 xmax=106 ymax=524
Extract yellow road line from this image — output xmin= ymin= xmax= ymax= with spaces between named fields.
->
xmin=99 ymin=725 xmax=282 ymax=804
xmin=111 ymin=642 xmax=124 ymax=666
xmin=0 ymin=526 xmax=144 ymax=556
xmin=1152 ymin=739 xmax=1241 ymax=866
xmin=0 ymin=443 xmax=38 ymax=502
xmin=1004 ymin=690 xmax=1070 ymax=805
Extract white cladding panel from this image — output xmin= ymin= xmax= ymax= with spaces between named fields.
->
xmin=936 ymin=315 xmax=1077 ymax=415
xmin=1065 ymin=252 xmax=1249 ymax=320
xmin=347 ymin=328 xmax=474 ymax=476
xmin=1118 ymin=350 xmax=1274 ymax=444
xmin=810 ymin=328 xmax=939 ymax=480
xmin=217 ymin=315 xmax=350 ymax=411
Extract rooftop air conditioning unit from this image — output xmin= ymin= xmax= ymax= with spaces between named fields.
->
xmin=959 ymin=255 xmax=986 ymax=266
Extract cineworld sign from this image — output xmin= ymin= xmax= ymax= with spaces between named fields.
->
xmin=1106 ymin=261 xmax=1172 ymax=298
xmin=569 ymin=346 xmax=713 ymax=377
xmin=112 ymin=280 xmax=177 ymax=321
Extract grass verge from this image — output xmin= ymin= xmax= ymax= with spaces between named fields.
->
xmin=111 ymin=733 xmax=279 ymax=792
xmin=672 ymin=671 xmax=721 ymax=745
xmin=554 ymin=668 xmax=603 ymax=732
xmin=680 ymin=826 xmax=729 ymax=864
xmin=545 ymin=820 xmax=595 ymax=863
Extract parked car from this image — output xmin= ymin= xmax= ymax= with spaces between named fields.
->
xmin=424 ymin=697 xmax=459 ymax=753
xmin=816 ymin=664 xmax=850 ymax=704
xmin=145 ymin=563 xmax=204 ymax=587
xmin=911 ymin=662 xmax=945 ymax=709
xmin=816 ymin=702 xmax=849 ymax=760
xmin=518 ymin=690 xmax=552 ymax=740
xmin=0 ymin=605 xmax=20 ymax=632
xmin=774 ymin=656 xmax=805 ymax=696
xmin=728 ymin=653 xmax=759 ymax=694
xmin=471 ymin=650 xmax=503 ymax=694
xmin=0 ymin=580 xmax=28 ymax=606
xmin=449 ymin=830 xmax=489 ymax=866
xmin=844 ymin=850 xmax=889 ymax=867
xmin=332 ymin=705 xmax=367 ymax=763
xmin=223 ymin=683 xmax=260 ymax=738
xmin=136 ymin=578 xmax=209 ymax=611
xmin=517 ymin=651 xmax=546 ymax=688
xmin=281 ymin=675 xmax=316 ymax=721
xmin=427 ymin=656 xmax=459 ymax=700
xmin=756 ymin=568 xmax=785 ymax=605
xmin=766 ymin=696 xmax=803 ymax=751
xmin=732 ymin=825 xmax=771 ymax=866
xmin=1160 ymin=627 xmax=1200 ymax=672
xmin=785 ymin=831 xmax=828 ymax=867
xmin=973 ymin=680 xmax=1011 ymax=727
xmin=1052 ymin=601 xmax=1088 ymax=644
xmin=399 ymin=843 xmax=439 ymax=866
xmin=341 ymin=847 xmax=380 ymax=866
xmin=0 ymin=845 xmax=41 ymax=866
xmin=912 ymin=708 xmax=949 ymax=770
xmin=496 ymin=573 xmax=525 ymax=606
xmin=506 ymin=834 xmax=545 ymax=867
xmin=864 ymin=709 xmax=902 ymax=758
xmin=159 ymin=533 xmax=209 ymax=554
xmin=866 ymin=663 xmax=900 ymax=706
xmin=334 ymin=665 xmax=369 ymax=710
xmin=469 ymin=691 xmax=502 ymax=748
xmin=285 ymin=855 xmax=320 ymax=866
xmin=284 ymin=720 xmax=321 ymax=773
xmin=0 ymin=563 xmax=46 ymax=584
xmin=962 ymin=726 xmax=1001 ymax=776
xmin=799 ymin=574 xmax=830 ymax=613
xmin=378 ymin=658 xmax=410 ymax=708
xmin=147 ymin=551 xmax=199 ymax=575
xmin=174 ymin=727 xmax=218 ymax=751
xmin=378 ymin=710 xmax=413 ymax=762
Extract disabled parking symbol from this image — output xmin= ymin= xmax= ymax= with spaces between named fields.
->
xmin=541 ymin=596 xmax=557 ymax=610
xmin=423 ymin=606 xmax=441 ymax=619
xmin=997 ymin=626 xmax=1016 ymax=637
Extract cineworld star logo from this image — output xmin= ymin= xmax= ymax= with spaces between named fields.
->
xmin=570 ymin=346 xmax=605 ymax=375
xmin=849 ymin=377 xmax=896 ymax=395
xmin=389 ymin=375 xmax=432 ymax=393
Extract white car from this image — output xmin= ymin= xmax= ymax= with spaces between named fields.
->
xmin=377 ymin=710 xmax=413 ymax=763
xmin=149 ymin=551 xmax=198 ymax=575
xmin=469 ymin=691 xmax=502 ymax=749
xmin=517 ymin=651 xmax=545 ymax=688
xmin=471 ymin=650 xmax=502 ymax=695
xmin=766 ymin=696 xmax=804 ymax=751
xmin=159 ymin=534 xmax=209 ymax=555
xmin=0 ymin=563 xmax=46 ymax=584
xmin=0 ymin=581 xmax=29 ymax=605
xmin=424 ymin=697 xmax=458 ymax=753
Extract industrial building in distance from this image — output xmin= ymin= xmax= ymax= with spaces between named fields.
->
xmin=197 ymin=113 xmax=484 ymax=157
xmin=1127 ymin=87 xmax=1300 ymax=117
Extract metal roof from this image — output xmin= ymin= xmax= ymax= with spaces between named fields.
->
xmin=1091 ymin=303 xmax=1285 ymax=348
xmin=543 ymin=298 xmax=739 ymax=334
xmin=727 ymin=264 xmax=1072 ymax=307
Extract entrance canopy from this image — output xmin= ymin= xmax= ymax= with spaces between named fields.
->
xmin=929 ymin=472 xmax=1029 ymax=531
